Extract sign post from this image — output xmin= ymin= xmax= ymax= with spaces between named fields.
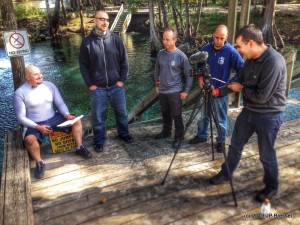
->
xmin=3 ymin=30 xmax=31 ymax=57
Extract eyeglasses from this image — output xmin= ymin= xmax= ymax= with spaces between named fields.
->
xmin=95 ymin=18 xmax=109 ymax=22
xmin=235 ymin=41 xmax=248 ymax=49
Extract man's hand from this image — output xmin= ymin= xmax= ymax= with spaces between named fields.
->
xmin=211 ymin=85 xmax=217 ymax=96
xmin=65 ymin=114 xmax=75 ymax=120
xmin=180 ymin=92 xmax=188 ymax=100
xmin=198 ymin=76 xmax=204 ymax=89
xmin=89 ymin=85 xmax=97 ymax=90
xmin=227 ymin=82 xmax=244 ymax=92
xmin=116 ymin=81 xmax=124 ymax=87
xmin=36 ymin=125 xmax=53 ymax=135
xmin=155 ymin=86 xmax=159 ymax=95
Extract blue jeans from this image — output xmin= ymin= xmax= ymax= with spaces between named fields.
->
xmin=220 ymin=108 xmax=283 ymax=191
xmin=197 ymin=95 xmax=228 ymax=143
xmin=90 ymin=85 xmax=129 ymax=145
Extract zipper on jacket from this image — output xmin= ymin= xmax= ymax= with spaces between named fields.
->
xmin=100 ymin=39 xmax=109 ymax=87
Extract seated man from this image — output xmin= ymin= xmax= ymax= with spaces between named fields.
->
xmin=13 ymin=65 xmax=92 ymax=179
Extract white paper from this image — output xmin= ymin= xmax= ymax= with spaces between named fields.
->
xmin=57 ymin=115 xmax=83 ymax=127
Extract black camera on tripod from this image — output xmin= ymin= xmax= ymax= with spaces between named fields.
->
xmin=189 ymin=51 xmax=211 ymax=89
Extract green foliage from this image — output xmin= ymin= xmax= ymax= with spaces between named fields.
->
xmin=196 ymin=12 xmax=227 ymax=35
xmin=14 ymin=4 xmax=46 ymax=19
xmin=126 ymin=0 xmax=148 ymax=13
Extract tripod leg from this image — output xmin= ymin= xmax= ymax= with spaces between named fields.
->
xmin=207 ymin=92 xmax=238 ymax=207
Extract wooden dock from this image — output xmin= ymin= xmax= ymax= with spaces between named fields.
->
xmin=1 ymin=95 xmax=300 ymax=224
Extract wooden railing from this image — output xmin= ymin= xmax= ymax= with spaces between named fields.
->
xmin=110 ymin=4 xmax=124 ymax=32
xmin=284 ymin=50 xmax=297 ymax=96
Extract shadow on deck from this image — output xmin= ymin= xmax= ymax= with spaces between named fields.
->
xmin=25 ymin=95 xmax=300 ymax=224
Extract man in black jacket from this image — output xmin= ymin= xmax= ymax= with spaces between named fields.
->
xmin=209 ymin=24 xmax=287 ymax=202
xmin=79 ymin=10 xmax=133 ymax=153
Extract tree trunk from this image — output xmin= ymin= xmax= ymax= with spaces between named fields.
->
xmin=184 ymin=0 xmax=191 ymax=43
xmin=92 ymin=0 xmax=104 ymax=10
xmin=52 ymin=0 xmax=60 ymax=35
xmin=171 ymin=3 xmax=180 ymax=34
xmin=173 ymin=2 xmax=185 ymax=35
xmin=261 ymin=0 xmax=276 ymax=46
xmin=149 ymin=0 xmax=162 ymax=55
xmin=192 ymin=0 xmax=203 ymax=37
xmin=273 ymin=23 xmax=284 ymax=49
xmin=158 ymin=3 xmax=162 ymax=29
xmin=239 ymin=0 xmax=251 ymax=28
xmin=0 ymin=0 xmax=25 ymax=90
xmin=60 ymin=0 xmax=68 ymax=25
xmin=159 ymin=0 xmax=168 ymax=29
xmin=45 ymin=0 xmax=53 ymax=37
xmin=71 ymin=0 xmax=79 ymax=10
xmin=79 ymin=0 xmax=85 ymax=35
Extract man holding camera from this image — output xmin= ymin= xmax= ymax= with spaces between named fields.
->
xmin=209 ymin=24 xmax=287 ymax=202
xmin=154 ymin=28 xmax=193 ymax=149
xmin=189 ymin=24 xmax=244 ymax=153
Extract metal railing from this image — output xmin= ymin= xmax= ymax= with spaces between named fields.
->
xmin=110 ymin=4 xmax=124 ymax=32
xmin=120 ymin=13 xmax=132 ymax=34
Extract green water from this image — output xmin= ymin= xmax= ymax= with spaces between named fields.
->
xmin=0 ymin=32 xmax=159 ymax=172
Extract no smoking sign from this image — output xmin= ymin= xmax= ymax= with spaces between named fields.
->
xmin=3 ymin=30 xmax=31 ymax=57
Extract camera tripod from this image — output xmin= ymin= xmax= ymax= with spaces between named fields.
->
xmin=161 ymin=82 xmax=238 ymax=207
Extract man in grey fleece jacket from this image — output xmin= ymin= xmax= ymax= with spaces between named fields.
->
xmin=154 ymin=28 xmax=193 ymax=149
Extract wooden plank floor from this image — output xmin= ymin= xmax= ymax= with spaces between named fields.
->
xmin=30 ymin=97 xmax=300 ymax=225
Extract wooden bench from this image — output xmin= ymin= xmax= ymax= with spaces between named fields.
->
xmin=0 ymin=130 xmax=33 ymax=225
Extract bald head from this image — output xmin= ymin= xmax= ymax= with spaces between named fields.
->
xmin=25 ymin=65 xmax=43 ymax=87
xmin=213 ymin=24 xmax=228 ymax=50
xmin=215 ymin=25 xmax=228 ymax=36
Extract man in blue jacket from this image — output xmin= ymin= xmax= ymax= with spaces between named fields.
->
xmin=79 ymin=10 xmax=133 ymax=153
xmin=189 ymin=24 xmax=244 ymax=153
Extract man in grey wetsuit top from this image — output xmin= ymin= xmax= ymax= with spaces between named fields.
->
xmin=13 ymin=65 xmax=92 ymax=179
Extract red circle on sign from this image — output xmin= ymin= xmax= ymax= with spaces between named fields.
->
xmin=9 ymin=32 xmax=25 ymax=49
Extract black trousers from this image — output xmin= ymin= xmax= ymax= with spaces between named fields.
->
xmin=159 ymin=92 xmax=184 ymax=140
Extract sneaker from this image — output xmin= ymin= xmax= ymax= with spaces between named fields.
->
xmin=35 ymin=161 xmax=45 ymax=179
xmin=216 ymin=142 xmax=225 ymax=153
xmin=256 ymin=188 xmax=278 ymax=202
xmin=209 ymin=173 xmax=230 ymax=185
xmin=188 ymin=136 xmax=207 ymax=144
xmin=95 ymin=144 xmax=104 ymax=153
xmin=119 ymin=135 xmax=133 ymax=143
xmin=172 ymin=139 xmax=181 ymax=149
xmin=76 ymin=146 xmax=92 ymax=159
xmin=155 ymin=132 xmax=171 ymax=139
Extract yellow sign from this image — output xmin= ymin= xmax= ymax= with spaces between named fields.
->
xmin=49 ymin=131 xmax=76 ymax=154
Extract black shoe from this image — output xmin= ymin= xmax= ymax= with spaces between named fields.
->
xmin=95 ymin=144 xmax=104 ymax=153
xmin=76 ymin=146 xmax=92 ymax=159
xmin=256 ymin=188 xmax=278 ymax=202
xmin=155 ymin=132 xmax=171 ymax=139
xmin=119 ymin=135 xmax=133 ymax=143
xmin=172 ymin=139 xmax=181 ymax=149
xmin=216 ymin=142 xmax=225 ymax=153
xmin=209 ymin=173 xmax=230 ymax=185
xmin=188 ymin=136 xmax=207 ymax=144
xmin=35 ymin=161 xmax=45 ymax=179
